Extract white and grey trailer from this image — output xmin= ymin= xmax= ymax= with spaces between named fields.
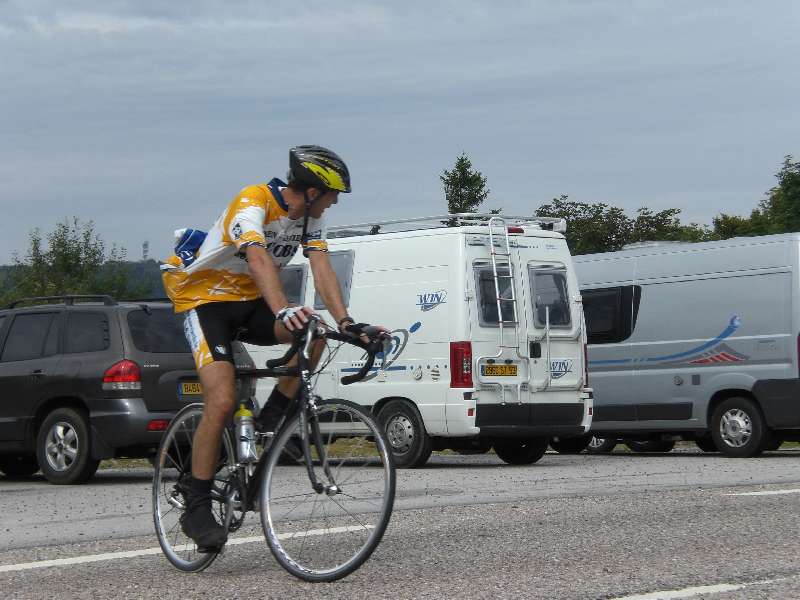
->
xmin=247 ymin=214 xmax=593 ymax=467
xmin=570 ymin=233 xmax=800 ymax=457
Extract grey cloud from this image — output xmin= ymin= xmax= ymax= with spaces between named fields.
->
xmin=1 ymin=1 xmax=799 ymax=262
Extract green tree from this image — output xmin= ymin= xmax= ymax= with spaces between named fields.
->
xmin=536 ymin=197 xmax=710 ymax=255
xmin=535 ymin=195 xmax=631 ymax=255
xmin=0 ymin=218 xmax=150 ymax=306
xmin=629 ymin=207 xmax=710 ymax=245
xmin=711 ymin=156 xmax=800 ymax=239
xmin=441 ymin=152 xmax=490 ymax=214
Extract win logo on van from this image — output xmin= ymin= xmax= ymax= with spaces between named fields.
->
xmin=550 ymin=359 xmax=574 ymax=379
xmin=417 ymin=290 xmax=447 ymax=312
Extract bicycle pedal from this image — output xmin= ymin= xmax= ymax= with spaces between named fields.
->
xmin=197 ymin=544 xmax=224 ymax=554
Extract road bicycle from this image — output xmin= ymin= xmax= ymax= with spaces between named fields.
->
xmin=151 ymin=317 xmax=396 ymax=582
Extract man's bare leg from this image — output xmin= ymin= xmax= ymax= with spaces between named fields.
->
xmin=180 ymin=360 xmax=236 ymax=549
xmin=192 ymin=361 xmax=236 ymax=479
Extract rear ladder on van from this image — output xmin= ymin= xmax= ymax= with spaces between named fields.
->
xmin=474 ymin=216 xmax=530 ymax=403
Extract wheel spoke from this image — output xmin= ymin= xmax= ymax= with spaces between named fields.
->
xmin=64 ymin=428 xmax=77 ymax=445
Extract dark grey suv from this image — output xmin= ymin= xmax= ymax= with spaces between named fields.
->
xmin=0 ymin=295 xmax=254 ymax=484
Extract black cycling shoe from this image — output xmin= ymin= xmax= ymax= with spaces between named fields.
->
xmin=180 ymin=504 xmax=228 ymax=552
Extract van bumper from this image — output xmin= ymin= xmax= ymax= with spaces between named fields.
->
xmin=752 ymin=379 xmax=800 ymax=428
xmin=475 ymin=402 xmax=588 ymax=438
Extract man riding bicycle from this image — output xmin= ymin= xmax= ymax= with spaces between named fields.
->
xmin=162 ymin=145 xmax=381 ymax=550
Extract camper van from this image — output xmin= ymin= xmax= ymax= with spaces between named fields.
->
xmin=247 ymin=214 xmax=593 ymax=467
xmin=568 ymin=233 xmax=800 ymax=458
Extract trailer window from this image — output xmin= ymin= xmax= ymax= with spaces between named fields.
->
xmin=314 ymin=250 xmax=354 ymax=310
xmin=530 ymin=268 xmax=571 ymax=328
xmin=475 ymin=266 xmax=516 ymax=326
xmin=280 ymin=265 xmax=307 ymax=306
xmin=582 ymin=285 xmax=641 ymax=344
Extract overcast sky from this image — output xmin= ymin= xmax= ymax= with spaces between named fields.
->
xmin=1 ymin=1 xmax=798 ymax=263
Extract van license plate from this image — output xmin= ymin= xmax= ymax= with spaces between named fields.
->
xmin=180 ymin=382 xmax=203 ymax=395
xmin=481 ymin=365 xmax=518 ymax=376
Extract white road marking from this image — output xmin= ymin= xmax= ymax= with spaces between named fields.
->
xmin=610 ymin=577 xmax=793 ymax=600
xmin=610 ymin=583 xmax=744 ymax=599
xmin=726 ymin=488 xmax=800 ymax=496
xmin=0 ymin=525 xmax=371 ymax=574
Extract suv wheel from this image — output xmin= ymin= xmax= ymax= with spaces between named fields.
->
xmin=36 ymin=407 xmax=100 ymax=484
xmin=378 ymin=400 xmax=432 ymax=468
xmin=0 ymin=455 xmax=39 ymax=479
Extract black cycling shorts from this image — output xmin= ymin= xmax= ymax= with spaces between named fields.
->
xmin=183 ymin=300 xmax=279 ymax=369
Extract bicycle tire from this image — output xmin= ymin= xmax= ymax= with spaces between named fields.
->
xmin=260 ymin=398 xmax=395 ymax=582
xmin=152 ymin=403 xmax=235 ymax=572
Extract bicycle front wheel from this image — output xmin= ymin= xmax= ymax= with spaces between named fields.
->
xmin=152 ymin=403 xmax=236 ymax=572
xmin=260 ymin=398 xmax=396 ymax=582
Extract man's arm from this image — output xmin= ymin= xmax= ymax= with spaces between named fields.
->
xmin=307 ymin=250 xmax=349 ymax=326
xmin=246 ymin=245 xmax=310 ymax=330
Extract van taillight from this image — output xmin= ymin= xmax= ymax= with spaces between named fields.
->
xmin=103 ymin=360 xmax=142 ymax=390
xmin=797 ymin=334 xmax=800 ymax=378
xmin=450 ymin=341 xmax=473 ymax=388
xmin=507 ymin=227 xmax=524 ymax=234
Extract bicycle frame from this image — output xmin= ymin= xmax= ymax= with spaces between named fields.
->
xmin=224 ymin=317 xmax=386 ymax=520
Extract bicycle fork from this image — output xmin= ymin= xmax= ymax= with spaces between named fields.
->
xmin=298 ymin=323 xmax=339 ymax=496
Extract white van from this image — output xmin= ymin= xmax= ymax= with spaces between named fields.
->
xmin=247 ymin=214 xmax=593 ymax=467
xmin=572 ymin=233 xmax=800 ymax=457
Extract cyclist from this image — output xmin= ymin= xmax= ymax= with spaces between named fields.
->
xmin=162 ymin=145 xmax=380 ymax=550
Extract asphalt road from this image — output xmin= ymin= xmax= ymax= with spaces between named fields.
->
xmin=2 ymin=448 xmax=800 ymax=599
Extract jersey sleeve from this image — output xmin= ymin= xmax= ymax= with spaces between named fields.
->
xmin=223 ymin=186 xmax=268 ymax=252
xmin=302 ymin=215 xmax=328 ymax=253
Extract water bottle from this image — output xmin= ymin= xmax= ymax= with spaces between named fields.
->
xmin=234 ymin=403 xmax=257 ymax=463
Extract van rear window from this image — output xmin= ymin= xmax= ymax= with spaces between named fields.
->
xmin=530 ymin=269 xmax=571 ymax=328
xmin=475 ymin=266 xmax=516 ymax=326
xmin=127 ymin=309 xmax=190 ymax=353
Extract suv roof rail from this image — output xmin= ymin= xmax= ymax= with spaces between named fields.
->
xmin=7 ymin=295 xmax=118 ymax=309
xmin=127 ymin=297 xmax=171 ymax=303
xmin=327 ymin=213 xmax=567 ymax=238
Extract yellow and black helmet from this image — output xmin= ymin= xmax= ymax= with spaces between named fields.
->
xmin=288 ymin=145 xmax=351 ymax=193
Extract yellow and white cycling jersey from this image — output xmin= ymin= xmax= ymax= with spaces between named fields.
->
xmin=162 ymin=179 xmax=327 ymax=313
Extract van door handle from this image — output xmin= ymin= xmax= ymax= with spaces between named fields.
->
xmin=30 ymin=369 xmax=45 ymax=378
xmin=529 ymin=342 xmax=542 ymax=359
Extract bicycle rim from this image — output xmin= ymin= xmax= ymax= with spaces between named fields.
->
xmin=152 ymin=403 xmax=235 ymax=572
xmin=260 ymin=399 xmax=396 ymax=582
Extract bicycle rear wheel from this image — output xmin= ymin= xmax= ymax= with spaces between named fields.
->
xmin=152 ymin=403 xmax=235 ymax=572
xmin=260 ymin=398 xmax=395 ymax=582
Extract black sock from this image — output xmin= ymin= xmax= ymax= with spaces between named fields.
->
xmin=256 ymin=388 xmax=291 ymax=431
xmin=186 ymin=476 xmax=213 ymax=511
xmin=267 ymin=388 xmax=291 ymax=411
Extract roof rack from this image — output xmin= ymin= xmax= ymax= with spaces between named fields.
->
xmin=328 ymin=213 xmax=567 ymax=238
xmin=126 ymin=297 xmax=171 ymax=303
xmin=7 ymin=295 xmax=117 ymax=309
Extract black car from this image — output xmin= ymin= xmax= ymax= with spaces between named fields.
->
xmin=0 ymin=295 xmax=254 ymax=484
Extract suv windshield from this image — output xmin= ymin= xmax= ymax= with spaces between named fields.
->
xmin=127 ymin=308 xmax=190 ymax=353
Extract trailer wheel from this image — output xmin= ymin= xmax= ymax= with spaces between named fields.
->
xmin=494 ymin=437 xmax=549 ymax=465
xmin=586 ymin=436 xmax=617 ymax=454
xmin=549 ymin=435 xmax=591 ymax=454
xmin=378 ymin=400 xmax=433 ymax=468
xmin=710 ymin=397 xmax=767 ymax=458
xmin=625 ymin=440 xmax=676 ymax=453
